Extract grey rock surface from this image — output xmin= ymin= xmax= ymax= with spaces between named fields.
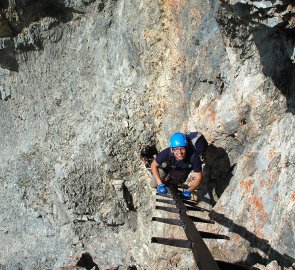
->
xmin=0 ymin=0 xmax=294 ymax=269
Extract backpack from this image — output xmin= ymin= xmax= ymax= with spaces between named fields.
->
xmin=185 ymin=131 xmax=208 ymax=155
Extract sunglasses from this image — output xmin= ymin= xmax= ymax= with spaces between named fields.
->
xmin=172 ymin=147 xmax=186 ymax=152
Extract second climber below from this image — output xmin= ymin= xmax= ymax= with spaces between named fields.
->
xmin=150 ymin=132 xmax=208 ymax=200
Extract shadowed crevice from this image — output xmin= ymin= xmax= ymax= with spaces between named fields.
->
xmin=0 ymin=0 xmax=89 ymax=72
xmin=202 ymin=144 xmax=236 ymax=203
xmin=0 ymin=49 xmax=19 ymax=71
xmin=216 ymin=2 xmax=295 ymax=114
xmin=76 ymin=252 xmax=99 ymax=270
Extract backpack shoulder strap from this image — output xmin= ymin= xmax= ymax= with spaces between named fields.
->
xmin=186 ymin=132 xmax=203 ymax=151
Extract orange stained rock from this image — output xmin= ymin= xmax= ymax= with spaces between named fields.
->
xmin=253 ymin=196 xmax=263 ymax=211
xmin=181 ymin=99 xmax=187 ymax=108
xmin=247 ymin=97 xmax=257 ymax=107
xmin=251 ymin=194 xmax=268 ymax=224
xmin=246 ymin=188 xmax=266 ymax=236
xmin=175 ymin=20 xmax=184 ymax=40
xmin=260 ymin=179 xmax=265 ymax=188
xmin=167 ymin=0 xmax=186 ymax=13
xmin=291 ymin=191 xmax=295 ymax=201
xmin=143 ymin=32 xmax=150 ymax=40
xmin=245 ymin=179 xmax=253 ymax=192
xmin=267 ymin=175 xmax=275 ymax=186
xmin=266 ymin=150 xmax=279 ymax=159
xmin=167 ymin=0 xmax=174 ymax=9
xmin=240 ymin=178 xmax=253 ymax=193
xmin=256 ymin=227 xmax=264 ymax=239
xmin=231 ymin=233 xmax=241 ymax=243
xmin=205 ymin=102 xmax=216 ymax=124
xmin=240 ymin=179 xmax=244 ymax=188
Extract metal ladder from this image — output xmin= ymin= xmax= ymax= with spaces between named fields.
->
xmin=151 ymin=185 xmax=251 ymax=270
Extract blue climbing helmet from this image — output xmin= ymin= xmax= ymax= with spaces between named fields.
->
xmin=170 ymin=132 xmax=188 ymax=148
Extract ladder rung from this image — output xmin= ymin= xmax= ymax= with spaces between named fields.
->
xmin=152 ymin=217 xmax=184 ymax=226
xmin=185 ymin=205 xmax=204 ymax=212
xmin=183 ymin=200 xmax=211 ymax=212
xmin=156 ymin=193 xmax=173 ymax=198
xmin=151 ymin=237 xmax=192 ymax=249
xmin=156 ymin=198 xmax=176 ymax=205
xmin=216 ymin=260 xmax=251 ymax=270
xmin=188 ymin=215 xmax=215 ymax=224
xmin=155 ymin=205 xmax=180 ymax=214
xmin=199 ymin=231 xmax=230 ymax=240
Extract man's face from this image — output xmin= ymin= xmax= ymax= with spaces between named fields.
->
xmin=172 ymin=147 xmax=186 ymax=160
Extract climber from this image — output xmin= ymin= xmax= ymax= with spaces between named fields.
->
xmin=150 ymin=132 xmax=208 ymax=200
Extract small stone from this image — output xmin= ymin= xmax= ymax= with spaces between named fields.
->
xmin=93 ymin=213 xmax=101 ymax=222
xmin=265 ymin=260 xmax=280 ymax=270
xmin=113 ymin=180 xmax=124 ymax=186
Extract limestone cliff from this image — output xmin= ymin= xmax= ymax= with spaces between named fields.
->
xmin=0 ymin=0 xmax=294 ymax=269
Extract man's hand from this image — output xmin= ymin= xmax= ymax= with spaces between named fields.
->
xmin=157 ymin=184 xmax=168 ymax=195
xmin=180 ymin=189 xmax=192 ymax=200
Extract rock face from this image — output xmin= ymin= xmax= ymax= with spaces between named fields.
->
xmin=0 ymin=0 xmax=294 ymax=269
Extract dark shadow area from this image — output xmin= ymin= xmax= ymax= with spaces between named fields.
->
xmin=76 ymin=252 xmax=99 ymax=270
xmin=0 ymin=0 xmax=76 ymax=37
xmin=209 ymin=210 xmax=295 ymax=268
xmin=251 ymin=27 xmax=295 ymax=114
xmin=216 ymin=260 xmax=259 ymax=270
xmin=0 ymin=0 xmax=80 ymax=72
xmin=122 ymin=183 xmax=135 ymax=211
xmin=201 ymin=144 xmax=234 ymax=206
xmin=9 ymin=0 xmax=78 ymax=34
xmin=0 ymin=0 xmax=9 ymax=9
xmin=127 ymin=266 xmax=137 ymax=270
xmin=217 ymin=1 xmax=295 ymax=114
xmin=41 ymin=1 xmax=76 ymax=23
xmin=0 ymin=49 xmax=19 ymax=72
xmin=140 ymin=144 xmax=158 ymax=168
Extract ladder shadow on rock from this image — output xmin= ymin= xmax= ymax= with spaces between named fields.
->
xmin=209 ymin=210 xmax=295 ymax=268
xmin=151 ymin=185 xmax=255 ymax=270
